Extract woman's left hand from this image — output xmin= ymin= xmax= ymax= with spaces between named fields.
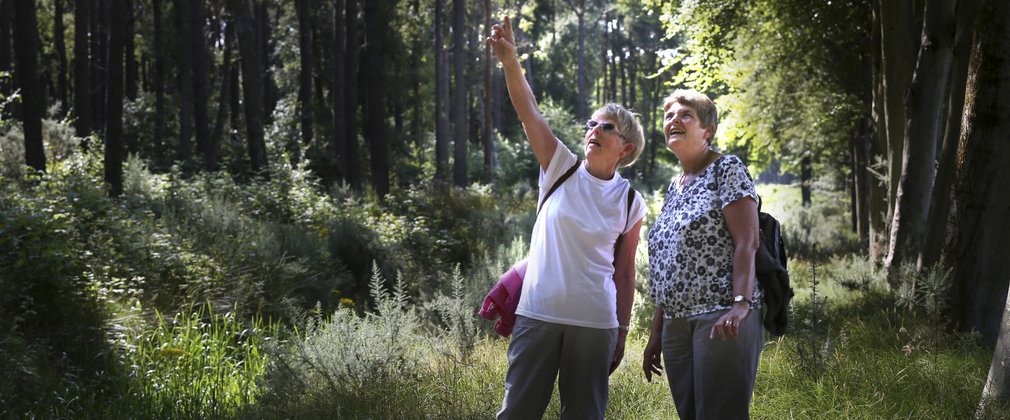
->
xmin=710 ymin=303 xmax=751 ymax=340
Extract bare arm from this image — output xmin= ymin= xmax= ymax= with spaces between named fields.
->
xmin=486 ymin=16 xmax=557 ymax=170
xmin=710 ymin=196 xmax=759 ymax=340
xmin=610 ymin=216 xmax=643 ymax=374
xmin=643 ymin=306 xmax=664 ymax=382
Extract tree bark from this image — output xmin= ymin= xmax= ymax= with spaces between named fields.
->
xmin=801 ymin=153 xmax=812 ymax=207
xmin=12 ymin=0 xmax=45 ymax=171
xmin=565 ymin=0 xmax=586 ymax=119
xmin=868 ymin=0 xmax=889 ymax=263
xmin=885 ymin=0 xmax=956 ymax=274
xmin=920 ymin=0 xmax=980 ymax=270
xmin=942 ymin=0 xmax=1010 ymax=345
xmin=344 ymin=0 xmax=360 ymax=188
xmin=73 ymin=0 xmax=91 ymax=137
xmin=191 ymin=0 xmax=212 ymax=169
xmin=0 ymin=0 xmax=11 ymax=117
xmin=256 ymin=1 xmax=278 ymax=122
xmin=230 ymin=0 xmax=267 ymax=174
xmin=295 ymin=0 xmax=314 ymax=164
xmin=362 ymin=0 xmax=389 ymax=197
xmin=90 ymin=0 xmax=106 ymax=134
xmin=104 ymin=0 xmax=124 ymax=196
xmin=210 ymin=15 xmax=231 ymax=171
xmin=878 ymin=0 xmax=917 ymax=246
xmin=434 ymin=0 xmax=449 ymax=182
xmin=451 ymin=0 xmax=467 ymax=187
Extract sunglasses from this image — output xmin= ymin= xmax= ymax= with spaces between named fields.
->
xmin=586 ymin=119 xmax=621 ymax=133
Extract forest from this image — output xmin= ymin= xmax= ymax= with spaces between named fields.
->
xmin=3 ymin=0 xmax=1010 ymax=417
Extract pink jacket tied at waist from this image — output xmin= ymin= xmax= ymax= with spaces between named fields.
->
xmin=479 ymin=259 xmax=528 ymax=337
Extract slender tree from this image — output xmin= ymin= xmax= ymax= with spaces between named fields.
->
xmin=0 ymin=0 xmax=11 ymax=114
xmin=210 ymin=14 xmax=232 ymax=171
xmin=124 ymin=0 xmax=137 ymax=100
xmin=191 ymin=0 xmax=213 ymax=169
xmin=105 ymin=0 xmax=124 ymax=196
xmin=73 ymin=0 xmax=91 ymax=137
xmin=295 ymin=0 xmax=314 ymax=162
xmin=12 ymin=0 xmax=46 ymax=172
xmin=176 ymin=0 xmax=194 ymax=161
xmin=564 ymin=0 xmax=587 ymax=119
xmin=54 ymin=0 xmax=68 ymax=114
xmin=331 ymin=0 xmax=346 ymax=178
xmin=230 ymin=0 xmax=267 ymax=174
xmin=434 ymin=0 xmax=449 ymax=182
xmin=363 ymin=0 xmax=389 ymax=196
xmin=344 ymin=0 xmax=360 ymax=187
xmin=152 ymin=0 xmax=166 ymax=164
xmin=451 ymin=0 xmax=467 ymax=187
xmin=482 ymin=0 xmax=494 ymax=180
xmin=885 ymin=0 xmax=956 ymax=274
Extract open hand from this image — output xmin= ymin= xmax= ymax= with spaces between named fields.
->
xmin=485 ymin=16 xmax=517 ymax=63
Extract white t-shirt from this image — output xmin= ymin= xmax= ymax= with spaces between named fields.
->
xmin=515 ymin=139 xmax=647 ymax=329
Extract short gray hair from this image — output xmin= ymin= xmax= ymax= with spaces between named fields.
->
xmin=597 ymin=102 xmax=645 ymax=168
xmin=663 ymin=89 xmax=719 ymax=144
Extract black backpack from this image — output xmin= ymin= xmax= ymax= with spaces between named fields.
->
xmin=754 ymin=200 xmax=793 ymax=336
xmin=714 ymin=158 xmax=793 ymax=336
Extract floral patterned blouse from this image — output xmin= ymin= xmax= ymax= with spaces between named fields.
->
xmin=648 ymin=154 xmax=762 ymax=319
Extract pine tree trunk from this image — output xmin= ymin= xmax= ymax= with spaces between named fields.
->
xmin=54 ymin=0 xmax=68 ymax=114
xmin=191 ymin=0 xmax=212 ymax=169
xmin=73 ymin=0 xmax=91 ymax=137
xmin=90 ymin=0 xmax=106 ymax=134
xmin=105 ymin=0 xmax=124 ymax=196
xmin=0 ymin=0 xmax=11 ymax=116
xmin=295 ymin=0 xmax=314 ymax=164
xmin=363 ymin=0 xmax=388 ymax=197
xmin=176 ymin=0 xmax=193 ymax=162
xmin=885 ymin=0 xmax=956 ymax=274
xmin=482 ymin=0 xmax=494 ymax=181
xmin=434 ymin=0 xmax=448 ymax=182
xmin=878 ymin=0 xmax=917 ymax=253
xmin=920 ymin=0 xmax=980 ymax=270
xmin=230 ymin=0 xmax=267 ymax=174
xmin=344 ymin=0 xmax=360 ymax=188
xmin=124 ymin=0 xmax=137 ymax=100
xmin=210 ymin=15 xmax=231 ymax=171
xmin=868 ymin=0 xmax=889 ymax=264
xmin=451 ymin=0 xmax=467 ymax=187
xmin=12 ymin=0 xmax=45 ymax=172
xmin=152 ymin=0 xmax=166 ymax=165
xmin=942 ymin=0 xmax=1010 ymax=345
xmin=331 ymin=0 xmax=346 ymax=179
xmin=256 ymin=1 xmax=277 ymax=121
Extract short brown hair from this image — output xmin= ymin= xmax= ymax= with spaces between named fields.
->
xmin=663 ymin=89 xmax=719 ymax=144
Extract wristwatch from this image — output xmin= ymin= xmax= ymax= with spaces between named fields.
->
xmin=733 ymin=294 xmax=753 ymax=307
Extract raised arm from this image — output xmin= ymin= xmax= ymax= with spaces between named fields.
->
xmin=486 ymin=16 xmax=557 ymax=170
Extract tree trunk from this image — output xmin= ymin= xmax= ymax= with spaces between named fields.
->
xmin=362 ymin=0 xmax=389 ymax=197
xmin=295 ymin=0 xmax=314 ymax=164
xmin=12 ymin=0 xmax=45 ymax=171
xmin=969 ymin=7 xmax=1010 ymax=413
xmin=176 ymin=0 xmax=193 ymax=162
xmin=256 ymin=1 xmax=278 ymax=122
xmin=344 ymin=0 xmax=360 ymax=188
xmin=230 ymin=0 xmax=267 ymax=174
xmin=942 ymin=0 xmax=1010 ymax=345
xmin=191 ymin=0 xmax=212 ymax=169
xmin=853 ymin=117 xmax=871 ymax=242
xmin=482 ymin=0 xmax=494 ymax=181
xmin=124 ymin=0 xmax=137 ymax=100
xmin=332 ymin=0 xmax=346 ymax=179
xmin=0 ymin=0 xmax=11 ymax=118
xmin=434 ymin=0 xmax=448 ymax=182
xmin=885 ymin=0 xmax=956 ymax=274
xmin=152 ymin=0 xmax=166 ymax=165
xmin=73 ymin=0 xmax=91 ymax=137
xmin=801 ymin=153 xmax=812 ymax=207
xmin=54 ymin=0 xmax=68 ymax=114
xmin=90 ymin=0 xmax=106 ymax=134
xmin=868 ymin=0 xmax=889 ymax=263
xmin=104 ymin=0 xmax=124 ymax=196
xmin=409 ymin=0 xmax=422 ymax=146
xmin=451 ymin=0 xmax=467 ymax=187
xmin=920 ymin=0 xmax=980 ymax=270
xmin=878 ymin=0 xmax=917 ymax=247
xmin=210 ymin=15 xmax=231 ymax=171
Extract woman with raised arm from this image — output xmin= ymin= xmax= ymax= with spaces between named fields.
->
xmin=486 ymin=16 xmax=646 ymax=420
xmin=643 ymin=89 xmax=763 ymax=419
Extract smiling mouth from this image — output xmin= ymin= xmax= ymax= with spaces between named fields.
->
xmin=669 ymin=129 xmax=685 ymax=136
xmin=588 ymin=140 xmax=601 ymax=147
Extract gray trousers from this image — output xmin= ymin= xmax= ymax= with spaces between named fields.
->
xmin=497 ymin=315 xmax=618 ymax=420
xmin=662 ymin=309 xmax=764 ymax=420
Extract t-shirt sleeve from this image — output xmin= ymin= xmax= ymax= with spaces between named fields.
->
xmin=538 ymin=138 xmax=578 ymax=204
xmin=717 ymin=155 xmax=758 ymax=209
xmin=623 ymin=190 xmax=647 ymax=234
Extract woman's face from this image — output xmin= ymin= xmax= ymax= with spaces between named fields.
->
xmin=663 ymin=102 xmax=712 ymax=152
xmin=584 ymin=111 xmax=629 ymax=165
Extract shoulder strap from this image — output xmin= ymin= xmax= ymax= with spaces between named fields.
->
xmin=537 ymin=160 xmax=580 ymax=216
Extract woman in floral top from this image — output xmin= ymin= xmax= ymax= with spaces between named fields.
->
xmin=643 ymin=89 xmax=763 ymax=420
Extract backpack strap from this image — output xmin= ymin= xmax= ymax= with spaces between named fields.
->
xmin=537 ymin=160 xmax=580 ymax=217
